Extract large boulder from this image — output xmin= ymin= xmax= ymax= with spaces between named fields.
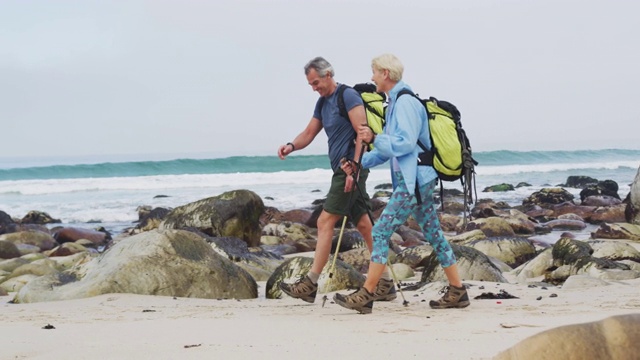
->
xmin=14 ymin=229 xmax=257 ymax=303
xmin=160 ymin=189 xmax=264 ymax=247
xmin=495 ymin=313 xmax=640 ymax=360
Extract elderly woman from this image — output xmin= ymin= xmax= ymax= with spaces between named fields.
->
xmin=334 ymin=54 xmax=470 ymax=314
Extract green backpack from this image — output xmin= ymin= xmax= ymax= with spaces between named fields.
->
xmin=397 ymin=89 xmax=478 ymax=221
xmin=336 ymin=83 xmax=386 ymax=150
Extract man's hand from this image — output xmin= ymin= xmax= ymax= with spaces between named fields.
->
xmin=277 ymin=143 xmax=294 ymax=160
xmin=344 ymin=175 xmax=355 ymax=193
xmin=340 ymin=157 xmax=358 ymax=192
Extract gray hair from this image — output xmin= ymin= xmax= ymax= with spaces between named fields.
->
xmin=371 ymin=54 xmax=404 ymax=82
xmin=304 ymin=56 xmax=334 ymax=77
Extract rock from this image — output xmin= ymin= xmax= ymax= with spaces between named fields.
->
xmin=552 ymin=202 xmax=597 ymax=221
xmin=330 ymin=229 xmax=367 ymax=253
xmin=0 ymin=230 xmax=57 ymax=251
xmin=265 ymin=256 xmax=365 ymax=299
xmin=482 ymin=183 xmax=515 ymax=192
xmin=20 ymin=211 xmax=61 ymax=224
xmin=0 ymin=210 xmax=16 ymax=235
xmin=581 ymin=195 xmax=622 ymax=207
xmin=280 ymin=209 xmax=313 ymax=225
xmin=389 ymin=262 xmax=414 ymax=280
xmin=0 ymin=258 xmax=30 ymax=273
xmin=467 ymin=237 xmax=537 ymax=268
xmin=591 ymin=223 xmax=640 ymax=241
xmin=560 ymin=274 xmax=611 ymax=289
xmin=543 ymin=219 xmax=587 ymax=231
xmin=338 ymin=247 xmax=371 ymax=273
xmin=411 ymin=244 xmax=508 ymax=286
xmin=135 ymin=207 xmax=171 ymax=232
xmin=626 ymin=166 xmax=640 ymax=224
xmin=546 ymin=237 xmax=634 ymax=284
xmin=513 ymin=248 xmax=554 ymax=281
xmin=206 ymin=236 xmax=284 ymax=282
xmin=523 ymin=188 xmax=575 ymax=207
xmin=160 ymin=189 xmax=264 ymax=247
xmin=52 ymin=227 xmax=111 ymax=246
xmin=46 ymin=242 xmax=89 ymax=257
xmin=579 ymin=180 xmax=620 ymax=202
xmin=588 ymin=204 xmax=627 ymax=224
xmin=14 ymin=229 xmax=258 ymax=303
xmin=463 ymin=217 xmax=516 ymax=237
xmin=564 ymin=175 xmax=598 ymax=188
xmin=1 ymin=274 xmax=39 ymax=293
xmin=261 ymin=222 xmax=315 ymax=244
xmin=494 ymin=313 xmax=640 ymax=360
xmin=447 ymin=230 xmax=486 ymax=245
xmin=587 ymin=240 xmax=640 ymax=262
xmin=395 ymin=244 xmax=434 ymax=268
xmin=0 ymin=240 xmax=21 ymax=259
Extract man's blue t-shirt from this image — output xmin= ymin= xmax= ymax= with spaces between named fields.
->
xmin=313 ymin=84 xmax=363 ymax=172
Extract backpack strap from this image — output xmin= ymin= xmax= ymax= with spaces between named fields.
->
xmin=397 ymin=89 xmax=434 ymax=166
xmin=336 ymin=84 xmax=349 ymax=119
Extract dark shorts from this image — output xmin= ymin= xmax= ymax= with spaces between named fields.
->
xmin=323 ymin=168 xmax=371 ymax=223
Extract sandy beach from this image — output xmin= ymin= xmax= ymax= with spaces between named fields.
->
xmin=3 ymin=273 xmax=640 ymax=360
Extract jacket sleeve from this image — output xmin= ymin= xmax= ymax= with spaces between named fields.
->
xmin=368 ymin=96 xmax=422 ymax=159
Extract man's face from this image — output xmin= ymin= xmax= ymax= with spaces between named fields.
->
xmin=306 ymin=68 xmax=332 ymax=97
xmin=371 ymin=66 xmax=387 ymax=93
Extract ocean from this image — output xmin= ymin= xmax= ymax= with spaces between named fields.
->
xmin=0 ymin=149 xmax=638 ymax=236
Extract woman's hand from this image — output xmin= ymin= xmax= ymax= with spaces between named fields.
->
xmin=357 ymin=125 xmax=374 ymax=144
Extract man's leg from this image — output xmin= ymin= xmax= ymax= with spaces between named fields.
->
xmin=310 ymin=210 xmax=342 ymax=276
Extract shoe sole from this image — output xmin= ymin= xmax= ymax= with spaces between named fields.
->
xmin=429 ymin=300 xmax=470 ymax=309
xmin=333 ymin=295 xmax=373 ymax=314
xmin=374 ymin=293 xmax=397 ymax=302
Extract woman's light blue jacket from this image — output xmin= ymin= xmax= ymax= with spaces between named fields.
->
xmin=361 ymin=80 xmax=437 ymax=194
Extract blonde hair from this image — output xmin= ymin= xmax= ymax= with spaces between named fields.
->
xmin=371 ymin=54 xmax=403 ymax=82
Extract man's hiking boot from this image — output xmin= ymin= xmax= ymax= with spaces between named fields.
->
xmin=429 ymin=284 xmax=470 ymax=309
xmin=333 ymin=287 xmax=375 ymax=314
xmin=373 ymin=278 xmax=397 ymax=302
xmin=279 ymin=276 xmax=317 ymax=303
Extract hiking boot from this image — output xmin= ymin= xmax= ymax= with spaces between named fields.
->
xmin=429 ymin=285 xmax=470 ymax=309
xmin=279 ymin=276 xmax=317 ymax=303
xmin=373 ymin=278 xmax=397 ymax=302
xmin=333 ymin=287 xmax=375 ymax=314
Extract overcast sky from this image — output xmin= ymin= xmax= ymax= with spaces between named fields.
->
xmin=1 ymin=0 xmax=639 ymax=162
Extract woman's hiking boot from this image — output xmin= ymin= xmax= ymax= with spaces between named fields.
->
xmin=373 ymin=278 xmax=397 ymax=302
xmin=333 ymin=287 xmax=375 ymax=314
xmin=279 ymin=276 xmax=317 ymax=303
xmin=429 ymin=284 xmax=470 ymax=309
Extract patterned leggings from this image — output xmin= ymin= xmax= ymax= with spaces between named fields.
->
xmin=371 ymin=171 xmax=457 ymax=268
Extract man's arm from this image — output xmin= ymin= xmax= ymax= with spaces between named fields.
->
xmin=346 ymin=105 xmax=367 ymax=163
xmin=277 ymin=117 xmax=323 ymax=159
